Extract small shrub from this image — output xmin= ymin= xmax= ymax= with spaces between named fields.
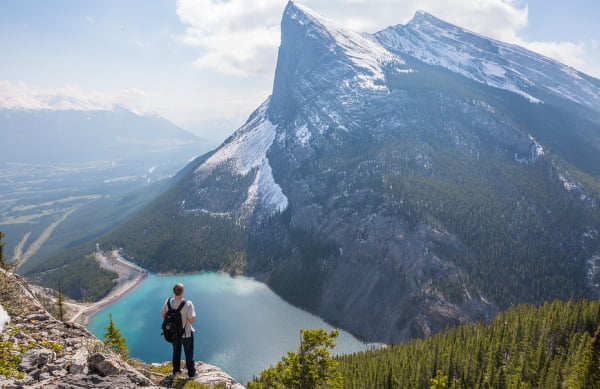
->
xmin=0 ymin=340 xmax=25 ymax=379
xmin=40 ymin=340 xmax=64 ymax=354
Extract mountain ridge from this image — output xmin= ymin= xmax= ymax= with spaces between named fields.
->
xmin=376 ymin=9 xmax=600 ymax=109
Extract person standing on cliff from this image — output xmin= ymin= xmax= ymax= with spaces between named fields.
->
xmin=160 ymin=283 xmax=196 ymax=378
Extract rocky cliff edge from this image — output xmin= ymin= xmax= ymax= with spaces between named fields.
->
xmin=0 ymin=270 xmax=245 ymax=389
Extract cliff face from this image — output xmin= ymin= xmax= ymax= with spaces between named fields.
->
xmin=0 ymin=271 xmax=245 ymax=389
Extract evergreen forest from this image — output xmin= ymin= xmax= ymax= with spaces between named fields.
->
xmin=335 ymin=299 xmax=600 ymax=388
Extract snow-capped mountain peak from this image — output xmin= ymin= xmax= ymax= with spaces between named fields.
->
xmin=409 ymin=10 xmax=463 ymax=34
xmin=285 ymin=1 xmax=399 ymax=90
xmin=376 ymin=11 xmax=600 ymax=110
xmin=271 ymin=2 xmax=408 ymax=121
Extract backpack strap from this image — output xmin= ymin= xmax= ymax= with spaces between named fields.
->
xmin=166 ymin=298 xmax=187 ymax=311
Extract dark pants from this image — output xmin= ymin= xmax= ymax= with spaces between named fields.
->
xmin=172 ymin=332 xmax=195 ymax=377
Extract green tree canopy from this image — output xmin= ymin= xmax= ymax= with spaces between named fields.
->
xmin=248 ymin=329 xmax=343 ymax=389
xmin=102 ymin=313 xmax=129 ymax=356
xmin=336 ymin=299 xmax=600 ymax=389
xmin=569 ymin=327 xmax=600 ymax=389
xmin=0 ymin=231 xmax=8 ymax=270
xmin=430 ymin=370 xmax=448 ymax=389
xmin=56 ymin=287 xmax=65 ymax=322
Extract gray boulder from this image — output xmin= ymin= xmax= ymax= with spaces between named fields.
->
xmin=87 ymin=352 xmax=123 ymax=376
xmin=18 ymin=348 xmax=56 ymax=372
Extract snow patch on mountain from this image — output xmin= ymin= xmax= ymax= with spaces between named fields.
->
xmin=529 ymin=135 xmax=544 ymax=160
xmin=197 ymin=102 xmax=275 ymax=176
xmin=482 ymin=62 xmax=506 ymax=79
xmin=195 ymin=100 xmax=288 ymax=214
xmin=245 ymin=158 xmax=288 ymax=214
xmin=559 ymin=173 xmax=580 ymax=192
xmin=295 ymin=124 xmax=311 ymax=145
xmin=0 ymin=304 xmax=9 ymax=332
xmin=586 ymin=254 xmax=600 ymax=296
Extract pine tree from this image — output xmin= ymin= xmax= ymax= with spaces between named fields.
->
xmin=56 ymin=285 xmax=65 ymax=322
xmin=0 ymin=231 xmax=8 ymax=270
xmin=248 ymin=329 xmax=343 ymax=389
xmin=569 ymin=327 xmax=600 ymax=389
xmin=102 ymin=313 xmax=129 ymax=356
xmin=430 ymin=370 xmax=448 ymax=389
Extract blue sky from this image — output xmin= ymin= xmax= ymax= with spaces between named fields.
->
xmin=1 ymin=0 xmax=599 ymax=143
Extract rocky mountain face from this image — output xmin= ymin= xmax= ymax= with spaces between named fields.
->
xmin=0 ymin=271 xmax=245 ymax=388
xmin=104 ymin=1 xmax=600 ymax=343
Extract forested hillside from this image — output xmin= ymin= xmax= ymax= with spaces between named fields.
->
xmin=23 ymin=244 xmax=116 ymax=302
xmin=336 ymin=299 xmax=600 ymax=388
xmin=98 ymin=151 xmax=249 ymax=274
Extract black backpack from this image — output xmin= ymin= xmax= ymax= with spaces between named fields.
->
xmin=161 ymin=298 xmax=186 ymax=343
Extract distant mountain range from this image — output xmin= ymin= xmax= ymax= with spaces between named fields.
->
xmin=31 ymin=1 xmax=600 ymax=343
xmin=0 ymin=107 xmax=204 ymax=164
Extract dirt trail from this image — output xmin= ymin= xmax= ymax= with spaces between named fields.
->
xmin=12 ymin=231 xmax=31 ymax=262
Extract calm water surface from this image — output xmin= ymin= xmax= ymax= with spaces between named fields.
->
xmin=88 ymin=272 xmax=374 ymax=384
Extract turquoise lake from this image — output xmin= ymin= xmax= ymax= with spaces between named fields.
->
xmin=87 ymin=272 xmax=374 ymax=384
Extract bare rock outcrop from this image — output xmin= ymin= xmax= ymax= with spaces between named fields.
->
xmin=195 ymin=362 xmax=246 ymax=389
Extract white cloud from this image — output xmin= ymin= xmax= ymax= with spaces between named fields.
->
xmin=0 ymin=81 xmax=154 ymax=114
xmin=174 ymin=0 xmax=597 ymax=79
xmin=176 ymin=0 xmax=284 ymax=77
xmin=521 ymin=40 xmax=586 ymax=68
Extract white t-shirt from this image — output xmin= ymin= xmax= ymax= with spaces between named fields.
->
xmin=161 ymin=297 xmax=196 ymax=338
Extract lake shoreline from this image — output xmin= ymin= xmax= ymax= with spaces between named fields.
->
xmin=69 ymin=250 xmax=149 ymax=326
xmin=85 ymin=272 xmax=377 ymax=384
xmin=69 ymin=253 xmax=242 ymax=326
